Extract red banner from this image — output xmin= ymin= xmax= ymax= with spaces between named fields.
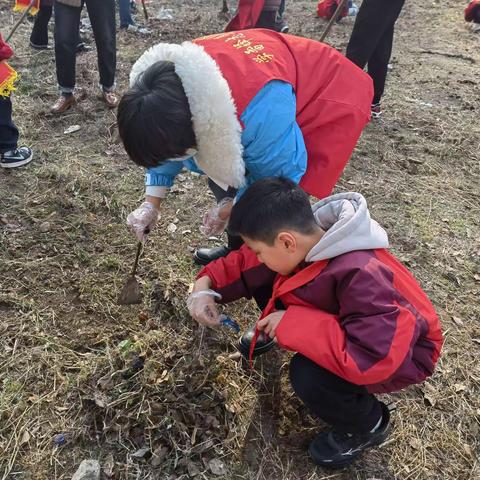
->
xmin=13 ymin=0 xmax=40 ymax=15
xmin=0 ymin=62 xmax=18 ymax=97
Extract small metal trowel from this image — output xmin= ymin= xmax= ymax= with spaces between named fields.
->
xmin=117 ymin=241 xmax=143 ymax=305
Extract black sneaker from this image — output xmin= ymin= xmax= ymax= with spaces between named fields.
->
xmin=309 ymin=403 xmax=390 ymax=468
xmin=193 ymin=245 xmax=232 ymax=266
xmin=371 ymin=102 xmax=382 ymax=119
xmin=237 ymin=323 xmax=276 ymax=359
xmin=0 ymin=147 xmax=33 ymax=169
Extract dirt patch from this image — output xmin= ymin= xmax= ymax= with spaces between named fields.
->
xmin=1 ymin=0 xmax=479 ymax=479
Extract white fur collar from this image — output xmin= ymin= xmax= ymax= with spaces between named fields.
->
xmin=130 ymin=42 xmax=245 ymax=188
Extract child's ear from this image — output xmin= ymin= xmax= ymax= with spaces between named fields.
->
xmin=277 ymin=232 xmax=297 ymax=251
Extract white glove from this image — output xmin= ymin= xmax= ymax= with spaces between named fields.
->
xmin=187 ymin=289 xmax=222 ymax=327
xmin=127 ymin=201 xmax=159 ymax=242
xmin=200 ymin=197 xmax=234 ymax=237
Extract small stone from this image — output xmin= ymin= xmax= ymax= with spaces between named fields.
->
xmin=167 ymin=223 xmax=177 ymax=233
xmin=39 ymin=222 xmax=51 ymax=233
xmin=208 ymin=458 xmax=227 ymax=476
xmin=53 ymin=433 xmax=66 ymax=446
xmin=71 ymin=460 xmax=100 ymax=480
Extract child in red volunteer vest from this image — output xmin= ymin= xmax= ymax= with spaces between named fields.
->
xmin=188 ymin=177 xmax=442 ymax=468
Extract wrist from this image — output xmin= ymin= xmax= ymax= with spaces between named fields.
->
xmin=145 ymin=195 xmax=162 ymax=210
xmin=193 ymin=276 xmax=212 ymax=292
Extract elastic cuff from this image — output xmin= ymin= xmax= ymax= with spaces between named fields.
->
xmin=145 ymin=173 xmax=175 ymax=188
xmin=145 ymin=185 xmax=168 ymax=198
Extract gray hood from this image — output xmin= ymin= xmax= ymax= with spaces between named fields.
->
xmin=305 ymin=192 xmax=389 ymax=262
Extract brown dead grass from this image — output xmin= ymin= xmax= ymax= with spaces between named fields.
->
xmin=1 ymin=0 xmax=479 ymax=479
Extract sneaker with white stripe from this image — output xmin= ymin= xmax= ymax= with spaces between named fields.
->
xmin=0 ymin=147 xmax=33 ymax=169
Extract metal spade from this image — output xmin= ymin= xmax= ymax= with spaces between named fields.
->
xmin=118 ymin=241 xmax=143 ymax=305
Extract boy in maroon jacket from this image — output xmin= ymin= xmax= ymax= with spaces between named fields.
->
xmin=188 ymin=177 xmax=442 ymax=468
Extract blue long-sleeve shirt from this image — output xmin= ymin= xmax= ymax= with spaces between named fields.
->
xmin=145 ymin=80 xmax=307 ymax=198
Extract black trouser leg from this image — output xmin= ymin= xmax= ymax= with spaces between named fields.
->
xmin=289 ymin=354 xmax=383 ymax=434
xmin=345 ymin=0 xmax=405 ymax=103
xmin=85 ymin=0 xmax=116 ymax=91
xmin=368 ymin=25 xmax=395 ymax=104
xmin=30 ymin=5 xmax=52 ymax=46
xmin=54 ymin=1 xmax=82 ymax=92
xmin=0 ymin=96 xmax=19 ymax=153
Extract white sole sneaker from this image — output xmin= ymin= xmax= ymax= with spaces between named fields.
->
xmin=0 ymin=152 xmax=34 ymax=169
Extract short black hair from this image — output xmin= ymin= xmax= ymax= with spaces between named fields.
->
xmin=117 ymin=61 xmax=197 ymax=168
xmin=228 ymin=177 xmax=317 ymax=245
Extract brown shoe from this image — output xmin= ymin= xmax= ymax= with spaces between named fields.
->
xmin=102 ymin=91 xmax=118 ymax=108
xmin=51 ymin=94 xmax=76 ymax=114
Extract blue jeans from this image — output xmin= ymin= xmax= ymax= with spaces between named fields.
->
xmin=119 ymin=0 xmax=134 ymax=27
xmin=0 ymin=96 xmax=18 ymax=153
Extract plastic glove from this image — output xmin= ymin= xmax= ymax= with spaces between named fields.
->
xmin=187 ymin=289 xmax=222 ymax=327
xmin=200 ymin=197 xmax=234 ymax=237
xmin=127 ymin=201 xmax=159 ymax=242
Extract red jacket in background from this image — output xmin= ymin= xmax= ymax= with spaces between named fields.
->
xmin=0 ymin=34 xmax=14 ymax=62
xmin=465 ymin=0 xmax=480 ymax=22
xmin=195 ymin=30 xmax=373 ymax=199
xmin=225 ymin=0 xmax=265 ymax=31
xmin=199 ymin=245 xmax=442 ymax=394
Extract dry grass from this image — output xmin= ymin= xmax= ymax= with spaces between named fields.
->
xmin=1 ymin=0 xmax=479 ymax=479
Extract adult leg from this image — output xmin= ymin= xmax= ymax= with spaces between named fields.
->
xmin=346 ymin=0 xmax=403 ymax=70
xmin=119 ymin=0 xmax=134 ymax=28
xmin=85 ymin=0 xmax=116 ymax=92
xmin=368 ymin=25 xmax=394 ymax=105
xmin=30 ymin=4 xmax=53 ymax=48
xmin=367 ymin=0 xmax=405 ymax=104
xmin=54 ymin=1 xmax=81 ymax=94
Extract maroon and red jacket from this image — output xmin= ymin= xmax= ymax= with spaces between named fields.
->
xmin=198 ymin=193 xmax=442 ymax=394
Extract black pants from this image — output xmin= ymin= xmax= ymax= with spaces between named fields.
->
xmin=289 ymin=354 xmax=383 ymax=434
xmin=0 ymin=96 xmax=19 ymax=154
xmin=346 ymin=0 xmax=405 ymax=104
xmin=30 ymin=4 xmax=52 ymax=46
xmin=54 ymin=0 xmax=116 ymax=92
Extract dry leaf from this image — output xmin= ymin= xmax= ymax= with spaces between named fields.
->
xmin=151 ymin=446 xmax=169 ymax=467
xmin=131 ymin=446 xmax=150 ymax=459
xmin=452 ymin=316 xmax=464 ymax=326
xmin=63 ymin=125 xmax=81 ymax=134
xmin=410 ymin=438 xmax=422 ymax=450
xmin=19 ymin=430 xmax=31 ymax=446
xmin=454 ymin=383 xmax=467 ymax=393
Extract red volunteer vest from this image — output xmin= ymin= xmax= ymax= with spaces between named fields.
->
xmin=194 ymin=30 xmax=373 ymax=199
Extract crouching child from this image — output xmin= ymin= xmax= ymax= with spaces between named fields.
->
xmin=187 ymin=177 xmax=442 ymax=468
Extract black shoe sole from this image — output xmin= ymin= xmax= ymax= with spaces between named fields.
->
xmin=0 ymin=153 xmax=33 ymax=169
xmin=308 ymin=428 xmax=390 ymax=469
xmin=193 ymin=251 xmax=212 ymax=266
xmin=237 ymin=337 xmax=276 ymax=359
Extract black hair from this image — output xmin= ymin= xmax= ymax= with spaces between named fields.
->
xmin=117 ymin=61 xmax=196 ymax=168
xmin=228 ymin=177 xmax=318 ymax=245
